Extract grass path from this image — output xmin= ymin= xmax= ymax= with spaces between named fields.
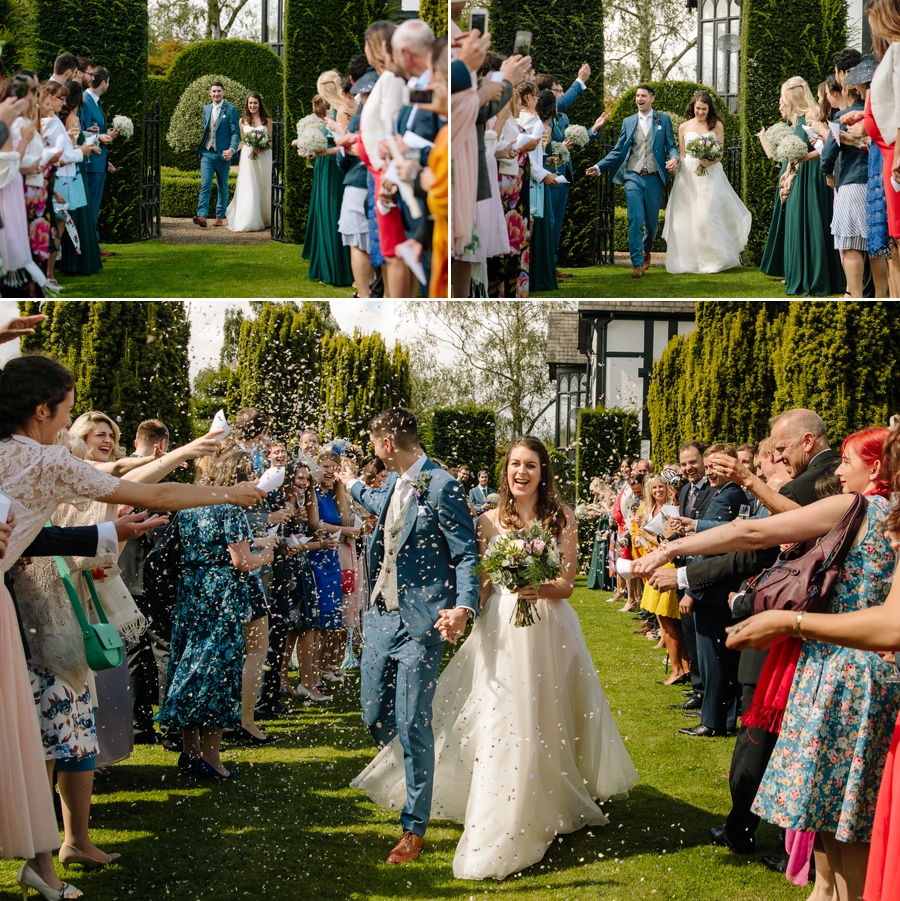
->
xmin=0 ymin=580 xmax=808 ymax=900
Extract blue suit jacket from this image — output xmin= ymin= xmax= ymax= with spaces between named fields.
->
xmin=549 ymin=80 xmax=584 ymax=183
xmin=79 ymin=91 xmax=107 ymax=174
xmin=197 ymin=101 xmax=241 ymax=159
xmin=468 ymin=485 xmax=494 ymax=512
xmin=350 ymin=460 xmax=481 ymax=644
xmin=594 ymin=110 xmax=679 ymax=185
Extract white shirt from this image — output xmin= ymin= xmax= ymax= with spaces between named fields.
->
xmin=387 ymin=452 xmax=428 ymax=519
xmin=638 ymin=110 xmax=653 ymax=135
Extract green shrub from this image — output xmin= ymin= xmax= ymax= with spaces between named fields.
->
xmin=419 ymin=0 xmax=448 ymax=36
xmin=574 ymin=407 xmax=641 ymax=501
xmin=167 ymin=74 xmax=250 ymax=154
xmin=739 ymin=0 xmax=847 ymax=264
xmin=427 ymin=408 xmax=497 ymax=479
xmin=614 ymin=207 xmax=666 ymax=253
xmin=491 ymin=0 xmax=603 ymax=267
xmin=160 ymin=166 xmax=237 ymax=217
xmin=29 ymin=0 xmax=148 ymax=241
xmin=547 ymin=444 xmax=577 ymax=504
xmin=150 ymin=39 xmax=283 ymax=171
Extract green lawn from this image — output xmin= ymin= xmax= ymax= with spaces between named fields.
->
xmin=533 ymin=265 xmax=819 ymax=298
xmin=0 ymin=580 xmax=808 ymax=901
xmin=59 ymin=242 xmax=355 ymax=298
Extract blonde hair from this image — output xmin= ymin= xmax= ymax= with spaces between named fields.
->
xmin=644 ymin=473 xmax=676 ymax=506
xmin=780 ymin=76 xmax=818 ymax=123
xmin=70 ymin=411 xmax=124 ymax=460
xmin=55 ymin=427 xmax=89 ymax=458
xmin=317 ymin=70 xmax=344 ymax=114
xmin=365 ymin=21 xmax=396 ymax=76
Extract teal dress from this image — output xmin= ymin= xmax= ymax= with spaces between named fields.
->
xmin=587 ymin=515 xmax=612 ymax=591
xmin=759 ymin=158 xmax=788 ymax=278
xmin=752 ymin=496 xmax=900 ymax=842
xmin=302 ymin=112 xmax=353 ymax=286
xmin=529 ymin=176 xmax=557 ymax=292
xmin=156 ymin=505 xmax=252 ymax=730
xmin=59 ymin=131 xmax=103 ymax=276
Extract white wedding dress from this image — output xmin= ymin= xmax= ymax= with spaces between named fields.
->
xmin=352 ymin=541 xmax=638 ymax=881
xmin=662 ymin=130 xmax=752 ymax=273
xmin=226 ymin=126 xmax=272 ymax=232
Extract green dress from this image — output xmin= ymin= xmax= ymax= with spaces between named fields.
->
xmin=59 ymin=131 xmax=103 ymax=276
xmin=586 ymin=515 xmax=612 ymax=591
xmin=759 ymin=159 xmax=788 ymax=278
xmin=302 ymin=112 xmax=353 ymax=287
xmin=783 ymin=116 xmax=845 ymax=297
xmin=529 ymin=178 xmax=557 ymax=292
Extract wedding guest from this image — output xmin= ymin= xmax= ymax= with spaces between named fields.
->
xmin=75 ymin=59 xmax=96 ymax=90
xmin=425 ymin=44 xmax=449 ymax=298
xmin=80 ymin=68 xmax=118 ymax=252
xmin=48 ymin=54 xmax=78 ymax=87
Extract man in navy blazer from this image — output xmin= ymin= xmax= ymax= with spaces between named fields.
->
xmin=348 ymin=408 xmax=480 ymax=865
xmin=80 ymin=67 xmax=119 ymax=238
xmin=193 ymin=82 xmax=240 ymax=228
xmin=586 ymin=84 xmax=680 ymax=278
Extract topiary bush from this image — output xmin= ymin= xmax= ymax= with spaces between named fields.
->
xmin=574 ymin=406 xmax=641 ymax=501
xmin=427 ymin=408 xmax=497 ymax=479
xmin=160 ymin=166 xmax=237 ymax=217
xmin=149 ymin=39 xmax=283 ymax=171
xmin=491 ymin=0 xmax=604 ymax=267
xmin=29 ymin=0 xmax=148 ymax=242
xmin=283 ymin=0 xmax=394 ymax=242
xmin=419 ymin=0 xmax=448 ymax=36
xmin=167 ymin=74 xmax=250 ymax=155
xmin=739 ymin=0 xmax=847 ymax=264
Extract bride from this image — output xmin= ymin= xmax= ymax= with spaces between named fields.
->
xmin=662 ymin=90 xmax=751 ymax=273
xmin=352 ymin=436 xmax=638 ymax=881
xmin=226 ymin=91 xmax=272 ymax=233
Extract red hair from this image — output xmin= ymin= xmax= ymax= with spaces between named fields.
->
xmin=842 ymin=427 xmax=891 ymax=497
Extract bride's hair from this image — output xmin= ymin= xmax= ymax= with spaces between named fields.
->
xmin=497 ymin=436 xmax=568 ymax=538
xmin=243 ymin=91 xmax=270 ymax=125
xmin=684 ymin=90 xmax=720 ymax=130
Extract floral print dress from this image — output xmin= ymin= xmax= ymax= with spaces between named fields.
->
xmin=752 ymin=495 xmax=900 ymax=842
xmin=489 ymin=124 xmax=531 ymax=298
xmin=156 ymin=504 xmax=253 ymax=730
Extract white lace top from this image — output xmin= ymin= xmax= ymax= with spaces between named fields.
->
xmin=0 ymin=435 xmax=120 ymax=576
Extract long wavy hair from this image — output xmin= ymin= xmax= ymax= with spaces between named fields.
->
xmin=497 ymin=436 xmax=568 ymax=538
xmin=70 ymin=410 xmax=125 ymax=460
xmin=684 ymin=90 xmax=720 ymax=131
xmin=243 ymin=91 xmax=270 ymax=126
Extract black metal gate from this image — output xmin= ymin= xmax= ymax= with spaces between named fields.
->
xmin=591 ymin=127 xmax=616 ymax=265
xmin=140 ymin=99 xmax=161 ymax=240
xmin=271 ymin=108 xmax=286 ymax=242
xmin=725 ymin=134 xmax=742 ymax=197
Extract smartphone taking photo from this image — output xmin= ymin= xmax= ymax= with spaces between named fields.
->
xmin=514 ymin=30 xmax=533 ymax=57
xmin=469 ymin=7 xmax=488 ymax=36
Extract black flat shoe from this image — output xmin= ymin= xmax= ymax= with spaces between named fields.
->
xmin=669 ymin=696 xmax=702 ymax=710
xmin=762 ymin=854 xmax=788 ymax=874
xmin=709 ymin=826 xmax=755 ymax=854
xmin=682 ymin=710 xmax=701 ymax=718
xmin=678 ymin=724 xmax=721 ymax=737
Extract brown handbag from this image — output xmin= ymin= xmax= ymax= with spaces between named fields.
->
xmin=747 ymin=491 xmax=868 ymax=616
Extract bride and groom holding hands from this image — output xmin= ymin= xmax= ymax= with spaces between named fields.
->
xmin=192 ymin=82 xmax=273 ymax=233
xmin=345 ymin=407 xmax=637 ymax=881
xmin=586 ymin=84 xmax=751 ymax=276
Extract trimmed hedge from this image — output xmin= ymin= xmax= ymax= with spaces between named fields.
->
xmin=147 ymin=39 xmax=283 ymax=172
xmin=574 ymin=406 xmax=641 ymax=501
xmin=419 ymin=0 xmax=448 ymax=36
xmin=614 ymin=207 xmax=666 ymax=253
xmin=427 ymin=408 xmax=497 ymax=479
xmin=30 ymin=0 xmax=148 ymax=241
xmin=547 ymin=444 xmax=577 ymax=504
xmin=491 ymin=0 xmax=604 ymax=267
xmin=160 ymin=166 xmax=237 ymax=217
xmin=739 ymin=0 xmax=847 ymax=264
xmin=283 ymin=0 xmax=394 ymax=242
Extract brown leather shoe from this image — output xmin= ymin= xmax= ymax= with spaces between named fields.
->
xmin=644 ymin=251 xmax=651 ymax=269
xmin=386 ymin=830 xmax=424 ymax=864
xmin=632 ymin=265 xmax=644 ymax=278
xmin=192 ymin=216 xmax=207 ymax=228
xmin=212 ymin=218 xmax=224 ymax=227
xmin=556 ymin=270 xmax=573 ymax=280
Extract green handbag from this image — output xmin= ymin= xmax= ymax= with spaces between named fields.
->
xmin=54 ymin=555 xmax=125 ymax=671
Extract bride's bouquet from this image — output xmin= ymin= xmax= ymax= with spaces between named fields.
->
xmin=294 ymin=114 xmax=328 ymax=167
xmin=477 ymin=522 xmax=563 ymax=627
xmin=111 ymin=115 xmax=134 ymax=139
xmin=685 ymin=134 xmax=721 ymax=177
xmin=243 ymin=125 xmax=270 ymax=160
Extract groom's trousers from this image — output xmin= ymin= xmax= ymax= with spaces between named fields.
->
xmin=198 ymin=149 xmax=231 ymax=219
xmin=360 ymin=606 xmax=443 ymax=836
xmin=623 ymin=171 xmax=664 ymax=269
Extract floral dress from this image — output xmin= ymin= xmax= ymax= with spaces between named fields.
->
xmin=156 ymin=504 xmax=252 ymax=730
xmin=752 ymin=495 xmax=900 ymax=842
xmin=489 ymin=124 xmax=531 ymax=298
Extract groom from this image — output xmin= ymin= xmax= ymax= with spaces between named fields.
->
xmin=193 ymin=82 xmax=240 ymax=228
xmin=586 ymin=84 xmax=680 ymax=278
xmin=348 ymin=408 xmax=480 ymax=864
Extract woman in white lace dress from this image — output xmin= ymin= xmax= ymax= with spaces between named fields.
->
xmin=0 ymin=354 xmax=263 ymax=901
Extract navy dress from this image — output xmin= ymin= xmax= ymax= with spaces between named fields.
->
xmin=156 ymin=505 xmax=252 ymax=730
xmin=308 ymin=488 xmax=343 ymax=630
xmin=268 ymin=493 xmax=320 ymax=631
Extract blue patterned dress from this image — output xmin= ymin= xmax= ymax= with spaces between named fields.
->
xmin=752 ymin=495 xmax=900 ymax=842
xmin=308 ymin=488 xmax=343 ymax=630
xmin=156 ymin=505 xmax=253 ymax=730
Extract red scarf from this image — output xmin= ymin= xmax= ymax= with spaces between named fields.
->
xmin=740 ymin=636 xmax=803 ymax=733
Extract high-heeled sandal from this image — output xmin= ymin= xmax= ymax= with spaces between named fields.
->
xmin=16 ymin=863 xmax=82 ymax=900
xmin=58 ymin=844 xmax=121 ymax=871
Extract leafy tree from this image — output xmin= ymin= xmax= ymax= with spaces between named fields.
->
xmin=191 ymin=364 xmax=233 ymax=434
xmin=404 ymin=300 xmax=568 ymax=443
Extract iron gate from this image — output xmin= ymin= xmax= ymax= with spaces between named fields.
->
xmin=140 ymin=99 xmax=161 ymax=240
xmin=591 ymin=127 xmax=616 ymax=265
xmin=271 ymin=108 xmax=286 ymax=242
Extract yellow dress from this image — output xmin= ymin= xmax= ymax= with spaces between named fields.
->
xmin=631 ymin=508 xmax=679 ymax=619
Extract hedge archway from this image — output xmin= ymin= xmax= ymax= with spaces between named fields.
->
xmin=148 ymin=39 xmax=283 ymax=171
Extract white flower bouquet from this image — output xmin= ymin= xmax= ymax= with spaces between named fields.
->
xmin=546 ymin=140 xmax=570 ymax=171
xmin=685 ymin=133 xmax=721 ymax=176
xmin=564 ymin=124 xmax=589 ymax=148
xmin=294 ymin=114 xmax=328 ymax=166
xmin=765 ymin=122 xmax=812 ymax=202
xmin=243 ymin=124 xmax=270 ymax=160
xmin=112 ymin=115 xmax=134 ymax=139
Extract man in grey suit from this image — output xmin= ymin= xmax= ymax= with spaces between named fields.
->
xmin=193 ymin=82 xmax=240 ymax=228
